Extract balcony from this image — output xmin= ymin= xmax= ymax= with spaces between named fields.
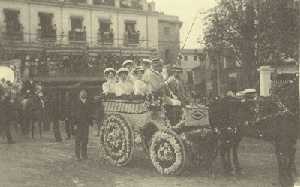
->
xmin=93 ymin=0 xmax=114 ymax=6
xmin=37 ymin=28 xmax=56 ymax=41
xmin=120 ymin=0 xmax=143 ymax=10
xmin=65 ymin=0 xmax=87 ymax=4
xmin=98 ymin=31 xmax=114 ymax=45
xmin=68 ymin=30 xmax=86 ymax=42
xmin=2 ymin=30 xmax=24 ymax=41
xmin=124 ymin=31 xmax=140 ymax=46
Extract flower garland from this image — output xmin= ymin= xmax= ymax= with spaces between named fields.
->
xmin=150 ymin=130 xmax=186 ymax=175
xmin=101 ymin=114 xmax=134 ymax=167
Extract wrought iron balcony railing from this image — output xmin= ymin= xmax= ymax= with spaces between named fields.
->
xmin=68 ymin=30 xmax=86 ymax=42
xmin=2 ymin=30 xmax=24 ymax=41
xmin=98 ymin=31 xmax=114 ymax=45
xmin=37 ymin=29 xmax=57 ymax=41
xmin=124 ymin=31 xmax=140 ymax=46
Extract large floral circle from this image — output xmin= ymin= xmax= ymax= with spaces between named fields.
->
xmin=100 ymin=114 xmax=134 ymax=167
xmin=150 ymin=130 xmax=187 ymax=175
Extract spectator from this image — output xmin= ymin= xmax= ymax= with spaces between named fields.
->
xmin=72 ymin=89 xmax=93 ymax=161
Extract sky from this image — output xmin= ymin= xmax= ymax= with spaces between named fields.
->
xmin=153 ymin=0 xmax=217 ymax=49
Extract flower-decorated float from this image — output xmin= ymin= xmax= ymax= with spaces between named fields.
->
xmin=98 ymin=96 xmax=217 ymax=175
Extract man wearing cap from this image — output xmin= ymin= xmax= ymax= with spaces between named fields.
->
xmin=133 ymin=66 xmax=150 ymax=96
xmin=115 ymin=68 xmax=134 ymax=97
xmin=102 ymin=68 xmax=117 ymax=96
xmin=164 ymin=65 xmax=188 ymax=126
xmin=142 ymin=58 xmax=165 ymax=94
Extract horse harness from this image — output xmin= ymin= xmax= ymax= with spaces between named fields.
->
xmin=246 ymin=100 xmax=290 ymax=139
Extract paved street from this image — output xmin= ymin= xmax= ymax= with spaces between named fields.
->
xmin=0 ymin=127 xmax=299 ymax=187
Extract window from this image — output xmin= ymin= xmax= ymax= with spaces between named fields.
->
xmin=194 ymin=56 xmax=198 ymax=61
xmin=3 ymin=9 xmax=23 ymax=40
xmin=69 ymin=16 xmax=86 ymax=41
xmin=98 ymin=19 xmax=113 ymax=43
xmin=71 ymin=16 xmax=83 ymax=31
xmin=99 ymin=19 xmax=111 ymax=32
xmin=125 ymin=21 xmax=136 ymax=33
xmin=124 ymin=21 xmax=139 ymax=45
xmin=3 ymin=9 xmax=21 ymax=32
xmin=38 ymin=12 xmax=56 ymax=39
xmin=184 ymin=56 xmax=188 ymax=61
xmin=164 ymin=27 xmax=170 ymax=35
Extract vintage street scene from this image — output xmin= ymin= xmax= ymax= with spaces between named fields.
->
xmin=0 ymin=0 xmax=299 ymax=187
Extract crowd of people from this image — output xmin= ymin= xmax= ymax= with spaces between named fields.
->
xmin=102 ymin=58 xmax=189 ymax=126
xmin=0 ymin=56 xmax=190 ymax=161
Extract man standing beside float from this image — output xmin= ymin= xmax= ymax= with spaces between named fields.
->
xmin=164 ymin=65 xmax=188 ymax=126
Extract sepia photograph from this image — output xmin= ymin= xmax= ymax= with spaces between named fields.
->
xmin=0 ymin=0 xmax=299 ymax=186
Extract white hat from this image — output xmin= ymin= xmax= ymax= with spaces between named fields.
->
xmin=117 ymin=68 xmax=129 ymax=74
xmin=104 ymin=68 xmax=116 ymax=75
xmin=133 ymin=66 xmax=144 ymax=73
xmin=243 ymin=89 xmax=257 ymax=94
xmin=122 ymin=60 xmax=133 ymax=67
xmin=141 ymin=59 xmax=152 ymax=64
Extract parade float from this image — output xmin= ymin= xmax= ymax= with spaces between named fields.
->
xmin=99 ymin=97 xmax=217 ymax=175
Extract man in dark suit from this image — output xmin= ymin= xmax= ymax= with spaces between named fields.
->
xmin=0 ymin=93 xmax=15 ymax=144
xmin=73 ymin=89 xmax=93 ymax=161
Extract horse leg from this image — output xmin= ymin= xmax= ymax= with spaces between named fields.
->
xmin=39 ymin=120 xmax=42 ymax=138
xmin=31 ymin=120 xmax=35 ymax=139
xmin=276 ymin=144 xmax=294 ymax=187
xmin=288 ymin=145 xmax=297 ymax=180
xmin=220 ymin=144 xmax=232 ymax=175
xmin=232 ymin=142 xmax=242 ymax=175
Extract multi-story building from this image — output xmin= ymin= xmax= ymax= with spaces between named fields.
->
xmin=0 ymin=0 xmax=181 ymax=85
xmin=180 ymin=49 xmax=208 ymax=100
xmin=158 ymin=14 xmax=181 ymax=65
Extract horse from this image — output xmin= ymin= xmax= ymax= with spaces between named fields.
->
xmin=209 ymin=82 xmax=298 ymax=187
xmin=18 ymin=94 xmax=45 ymax=139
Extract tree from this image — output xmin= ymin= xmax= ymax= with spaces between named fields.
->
xmin=204 ymin=0 xmax=299 ymax=89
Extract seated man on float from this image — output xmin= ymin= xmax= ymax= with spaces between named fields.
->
xmin=115 ymin=68 xmax=134 ymax=97
xmin=133 ymin=66 xmax=151 ymax=97
xmin=122 ymin=59 xmax=135 ymax=82
xmin=102 ymin=68 xmax=117 ymax=96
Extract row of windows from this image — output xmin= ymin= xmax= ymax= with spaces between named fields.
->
xmin=2 ymin=9 xmax=140 ymax=44
xmin=184 ymin=55 xmax=200 ymax=62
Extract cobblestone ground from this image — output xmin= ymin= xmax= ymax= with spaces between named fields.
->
xmin=0 ymin=125 xmax=299 ymax=187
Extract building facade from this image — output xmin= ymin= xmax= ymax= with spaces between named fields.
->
xmin=180 ymin=49 xmax=208 ymax=100
xmin=158 ymin=14 xmax=181 ymax=65
xmin=0 ymin=0 xmax=181 ymax=84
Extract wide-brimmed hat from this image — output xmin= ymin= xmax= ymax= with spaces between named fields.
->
xmin=133 ymin=66 xmax=145 ymax=73
xmin=122 ymin=60 xmax=133 ymax=67
xmin=104 ymin=68 xmax=116 ymax=75
xmin=117 ymin=68 xmax=129 ymax=74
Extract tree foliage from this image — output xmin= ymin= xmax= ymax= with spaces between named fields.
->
xmin=204 ymin=0 xmax=299 ymax=87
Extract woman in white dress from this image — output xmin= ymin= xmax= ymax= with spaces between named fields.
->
xmin=133 ymin=66 xmax=150 ymax=96
xmin=115 ymin=68 xmax=134 ymax=97
xmin=102 ymin=68 xmax=116 ymax=95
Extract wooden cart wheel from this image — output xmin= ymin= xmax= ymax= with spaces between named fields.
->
xmin=149 ymin=130 xmax=187 ymax=175
xmin=100 ymin=114 xmax=134 ymax=167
